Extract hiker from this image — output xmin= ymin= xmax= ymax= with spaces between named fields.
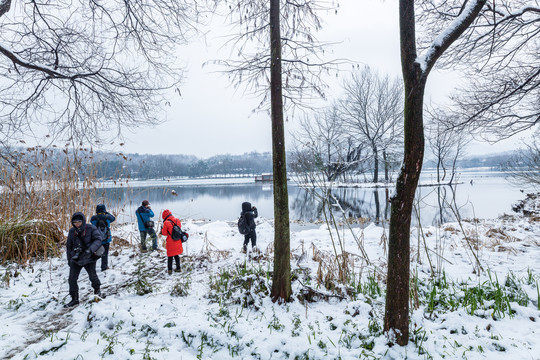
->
xmin=90 ymin=204 xmax=116 ymax=271
xmin=241 ymin=202 xmax=258 ymax=253
xmin=161 ymin=209 xmax=184 ymax=274
xmin=65 ymin=212 xmax=103 ymax=307
xmin=136 ymin=200 xmax=157 ymax=252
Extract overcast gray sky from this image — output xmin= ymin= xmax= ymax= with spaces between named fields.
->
xmin=119 ymin=0 xmax=522 ymax=158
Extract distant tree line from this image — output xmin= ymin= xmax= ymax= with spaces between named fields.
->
xmin=89 ymin=151 xmax=273 ymax=179
xmin=1 ymin=145 xmax=515 ymax=181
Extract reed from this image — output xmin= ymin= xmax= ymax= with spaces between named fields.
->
xmin=0 ymin=145 xmax=127 ymax=264
xmin=0 ymin=216 xmax=63 ymax=263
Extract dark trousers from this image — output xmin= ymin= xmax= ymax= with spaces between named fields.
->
xmin=100 ymin=242 xmax=110 ymax=270
xmin=140 ymin=229 xmax=158 ymax=250
xmin=68 ymin=261 xmax=101 ymax=299
xmin=168 ymin=255 xmax=180 ymax=271
xmin=243 ymin=228 xmax=257 ymax=248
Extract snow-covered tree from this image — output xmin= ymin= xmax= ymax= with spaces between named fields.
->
xmin=419 ymin=0 xmax=539 ymax=139
xmin=385 ymin=0 xmax=487 ymax=345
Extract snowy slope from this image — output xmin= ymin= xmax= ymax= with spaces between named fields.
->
xmin=0 ymin=216 xmax=539 ymax=359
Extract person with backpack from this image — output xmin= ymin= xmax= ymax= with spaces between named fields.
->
xmin=136 ymin=200 xmax=157 ymax=252
xmin=65 ymin=212 xmax=103 ymax=307
xmin=161 ymin=209 xmax=184 ymax=274
xmin=240 ymin=201 xmax=258 ymax=253
xmin=90 ymin=204 xmax=116 ymax=271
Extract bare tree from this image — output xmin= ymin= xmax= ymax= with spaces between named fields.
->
xmin=502 ymin=137 xmax=540 ymax=188
xmin=417 ymin=1 xmax=540 ymax=139
xmin=0 ymin=0 xmax=203 ymax=147
xmin=291 ymin=104 xmax=367 ymax=182
xmin=425 ymin=109 xmax=470 ymax=184
xmin=341 ymin=66 xmax=404 ymax=183
xmin=385 ymin=0 xmax=487 ymax=345
xmin=216 ymin=0 xmax=337 ymax=302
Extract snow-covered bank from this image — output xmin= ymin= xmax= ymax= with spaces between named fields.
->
xmin=1 ymin=216 xmax=539 ymax=359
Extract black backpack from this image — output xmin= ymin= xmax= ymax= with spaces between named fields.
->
xmin=167 ymin=219 xmax=187 ymax=242
xmin=96 ymin=218 xmax=109 ymax=240
xmin=237 ymin=213 xmax=250 ymax=235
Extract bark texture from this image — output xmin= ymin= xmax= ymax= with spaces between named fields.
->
xmin=269 ymin=0 xmax=292 ymax=303
xmin=384 ymin=0 xmax=487 ymax=346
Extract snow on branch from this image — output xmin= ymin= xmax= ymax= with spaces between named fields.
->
xmin=416 ymin=0 xmax=487 ymax=74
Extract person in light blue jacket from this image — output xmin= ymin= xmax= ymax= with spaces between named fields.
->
xmin=136 ymin=200 xmax=157 ymax=251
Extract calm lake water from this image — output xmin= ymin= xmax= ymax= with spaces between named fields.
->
xmin=98 ymin=170 xmax=533 ymax=226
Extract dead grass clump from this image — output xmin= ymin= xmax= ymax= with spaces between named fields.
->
xmin=443 ymin=226 xmax=459 ymax=234
xmin=111 ymin=235 xmax=131 ymax=248
xmin=0 ymin=218 xmax=63 ymax=264
xmin=485 ymin=228 xmax=518 ymax=243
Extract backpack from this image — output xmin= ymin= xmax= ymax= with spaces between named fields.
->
xmin=237 ymin=213 xmax=250 ymax=235
xmin=167 ymin=219 xmax=187 ymax=242
xmin=96 ymin=218 xmax=109 ymax=240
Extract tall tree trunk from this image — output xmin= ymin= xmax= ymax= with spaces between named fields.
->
xmin=269 ymin=0 xmax=291 ymax=303
xmin=373 ymin=144 xmax=379 ymax=183
xmin=385 ymin=1 xmax=486 ymax=342
xmin=373 ymin=190 xmax=380 ymax=225
xmin=384 ymin=0 xmax=426 ymax=345
xmin=383 ymin=150 xmax=389 ymax=182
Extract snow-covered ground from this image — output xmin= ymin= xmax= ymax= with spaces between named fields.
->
xmin=1 ymin=213 xmax=539 ymax=359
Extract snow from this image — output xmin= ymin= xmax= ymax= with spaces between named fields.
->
xmin=1 ymin=214 xmax=539 ymax=359
xmin=416 ymin=0 xmax=484 ymax=73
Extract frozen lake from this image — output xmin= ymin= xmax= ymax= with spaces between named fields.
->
xmin=97 ymin=169 xmax=534 ymax=226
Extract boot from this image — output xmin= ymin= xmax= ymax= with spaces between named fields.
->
xmin=174 ymin=268 xmax=181 ymax=273
xmin=242 ymin=244 xmax=247 ymax=253
xmin=64 ymin=292 xmax=79 ymax=308
xmin=167 ymin=269 xmax=173 ymax=275
xmin=94 ymin=287 xmax=102 ymax=297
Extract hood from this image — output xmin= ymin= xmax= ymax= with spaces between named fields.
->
xmin=242 ymin=202 xmax=252 ymax=212
xmin=71 ymin=212 xmax=86 ymax=228
xmin=96 ymin=204 xmax=106 ymax=213
xmin=162 ymin=209 xmax=172 ymax=220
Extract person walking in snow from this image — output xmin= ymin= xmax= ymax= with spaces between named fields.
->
xmin=90 ymin=204 xmax=116 ymax=271
xmin=136 ymin=200 xmax=157 ymax=252
xmin=241 ymin=201 xmax=258 ymax=253
xmin=65 ymin=212 xmax=103 ymax=307
xmin=161 ymin=209 xmax=184 ymax=274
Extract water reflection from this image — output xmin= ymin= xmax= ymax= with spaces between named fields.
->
xmin=97 ymin=171 xmax=530 ymax=225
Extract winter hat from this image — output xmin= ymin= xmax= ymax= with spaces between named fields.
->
xmin=72 ymin=214 xmax=84 ymax=222
xmin=96 ymin=204 xmax=106 ymax=213
xmin=142 ymin=200 xmax=150 ymax=207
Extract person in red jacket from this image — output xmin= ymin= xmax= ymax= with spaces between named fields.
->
xmin=161 ymin=209 xmax=183 ymax=274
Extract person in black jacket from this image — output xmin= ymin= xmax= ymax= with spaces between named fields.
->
xmin=241 ymin=201 xmax=258 ymax=253
xmin=65 ymin=212 xmax=103 ymax=307
xmin=90 ymin=204 xmax=116 ymax=271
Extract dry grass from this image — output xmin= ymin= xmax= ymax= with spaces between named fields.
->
xmin=0 ymin=146 xmax=126 ymax=264
xmin=0 ymin=217 xmax=64 ymax=263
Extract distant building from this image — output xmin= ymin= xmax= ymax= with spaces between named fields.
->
xmin=255 ymin=173 xmax=273 ymax=182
